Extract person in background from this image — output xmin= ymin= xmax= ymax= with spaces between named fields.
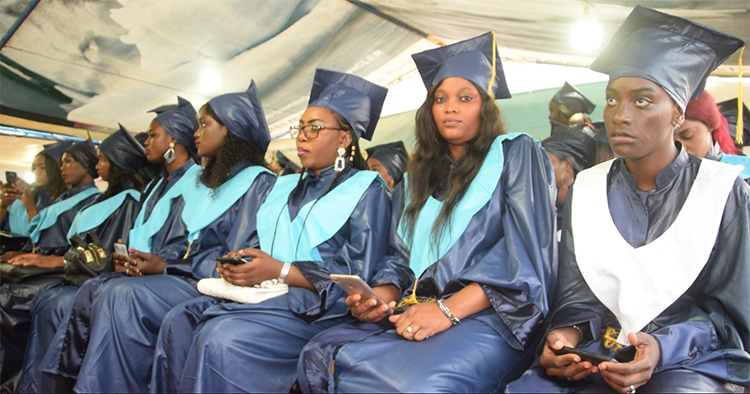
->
xmin=507 ymin=5 xmax=749 ymax=392
xmin=365 ymin=140 xmax=409 ymax=190
xmin=19 ymin=125 xmax=147 ymax=393
xmin=717 ymin=98 xmax=750 ymax=153
xmin=550 ymin=82 xmax=596 ymax=130
xmin=298 ymin=32 xmax=557 ymax=393
xmin=675 ymin=91 xmax=750 ymax=182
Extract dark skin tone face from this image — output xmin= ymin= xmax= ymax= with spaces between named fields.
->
xmin=95 ymin=151 xmax=111 ymax=182
xmin=367 ymin=157 xmax=395 ymax=190
xmin=32 ymin=154 xmax=48 ymax=187
xmin=546 ymin=152 xmax=574 ymax=205
xmin=674 ymin=119 xmax=713 ymax=159
xmin=60 ymin=152 xmax=94 ymax=187
xmin=603 ymin=77 xmax=684 ymax=190
xmin=195 ymin=106 xmax=228 ymax=158
xmin=144 ymin=119 xmax=174 ymax=163
xmin=296 ymin=107 xmax=352 ymax=175
xmin=432 ymin=77 xmax=483 ymax=162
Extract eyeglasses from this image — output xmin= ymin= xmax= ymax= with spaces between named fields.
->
xmin=289 ymin=124 xmax=344 ymax=139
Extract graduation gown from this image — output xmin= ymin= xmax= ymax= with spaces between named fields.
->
xmin=507 ymin=148 xmax=750 ymax=392
xmin=0 ymin=183 xmax=98 ymax=393
xmin=18 ymin=189 xmax=141 ymax=393
xmin=297 ymin=134 xmax=558 ymax=393
xmin=152 ymin=166 xmax=397 ymax=393
xmin=1 ymin=188 xmax=52 ymax=237
xmin=72 ymin=163 xmax=275 ymax=393
xmin=36 ymin=162 xmax=196 ymax=388
xmin=705 ymin=142 xmax=750 ymax=184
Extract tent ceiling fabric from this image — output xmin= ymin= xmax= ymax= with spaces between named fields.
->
xmin=0 ymin=0 xmax=748 ymax=143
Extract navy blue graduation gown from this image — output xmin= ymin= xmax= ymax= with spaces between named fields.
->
xmin=151 ymin=166 xmax=397 ymax=393
xmin=1 ymin=188 xmax=52 ymax=236
xmin=507 ymin=148 xmax=750 ymax=392
xmin=71 ymin=163 xmax=275 ymax=393
xmin=298 ymin=135 xmax=558 ymax=393
xmin=18 ymin=191 xmax=141 ymax=393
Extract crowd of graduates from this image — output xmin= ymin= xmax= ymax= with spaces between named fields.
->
xmin=1 ymin=5 xmax=749 ymax=393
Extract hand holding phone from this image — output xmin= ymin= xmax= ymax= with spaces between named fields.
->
xmin=330 ymin=274 xmax=388 ymax=307
xmin=215 ymin=256 xmax=251 ymax=265
xmin=549 ymin=346 xmax=618 ymax=365
xmin=114 ymin=243 xmax=129 ymax=257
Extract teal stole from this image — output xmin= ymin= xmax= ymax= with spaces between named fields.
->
xmin=256 ymin=170 xmax=381 ymax=262
xmin=28 ymin=186 xmax=101 ymax=244
xmin=67 ymin=189 xmax=140 ymax=241
xmin=8 ymin=200 xmax=31 ymax=236
xmin=183 ymin=165 xmax=273 ymax=244
xmin=129 ymin=164 xmax=200 ymax=252
xmin=398 ymin=133 xmax=530 ymax=277
xmin=720 ymin=153 xmax=750 ymax=180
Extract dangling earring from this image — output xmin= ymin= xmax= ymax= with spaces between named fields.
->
xmin=349 ymin=145 xmax=355 ymax=163
xmin=164 ymin=142 xmax=176 ymax=164
xmin=334 ymin=147 xmax=346 ymax=172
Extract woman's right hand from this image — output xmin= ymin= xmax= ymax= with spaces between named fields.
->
xmin=346 ymin=291 xmax=396 ymax=323
xmin=112 ymin=238 xmax=128 ymax=272
xmin=540 ymin=327 xmax=598 ymax=381
xmin=1 ymin=184 xmax=19 ymax=210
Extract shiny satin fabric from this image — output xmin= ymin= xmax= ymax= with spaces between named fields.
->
xmin=70 ymin=167 xmax=275 ymax=393
xmin=207 ymin=80 xmax=271 ymax=152
xmin=298 ymin=135 xmax=558 ymax=392
xmin=152 ymin=167 xmax=400 ymax=393
xmin=2 ymin=188 xmax=52 ymax=237
xmin=153 ymin=96 xmax=198 ymax=150
xmin=507 ymin=151 xmax=750 ymax=391
xmin=17 ymin=193 xmax=141 ymax=393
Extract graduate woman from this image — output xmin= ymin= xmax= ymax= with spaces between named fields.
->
xmin=507 ymin=5 xmax=750 ymax=393
xmin=365 ymin=140 xmax=409 ymax=190
xmin=43 ymin=97 xmax=201 ymax=393
xmin=0 ymin=140 xmax=100 ymax=393
xmin=19 ymin=125 xmax=147 ymax=392
xmin=298 ymin=32 xmax=558 ymax=393
xmin=151 ymin=69 xmax=402 ymax=393
xmin=69 ymin=83 xmax=276 ymax=393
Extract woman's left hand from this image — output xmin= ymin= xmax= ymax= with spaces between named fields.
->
xmin=388 ymin=302 xmax=452 ymax=341
xmin=217 ymin=248 xmax=283 ymax=287
xmin=126 ymin=250 xmax=166 ymax=276
xmin=14 ymin=182 xmax=33 ymax=208
xmin=8 ymin=253 xmax=63 ymax=268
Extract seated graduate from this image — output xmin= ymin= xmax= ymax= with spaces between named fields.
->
xmin=717 ymin=97 xmax=750 ymax=152
xmin=43 ymin=97 xmax=201 ymax=393
xmin=550 ymin=81 xmax=597 ymax=131
xmin=0 ymin=140 xmax=99 ymax=393
xmin=69 ymin=82 xmax=277 ymax=393
xmin=506 ymin=5 xmax=750 ymax=393
xmin=298 ymin=32 xmax=558 ymax=393
xmin=365 ymin=140 xmax=409 ymax=190
xmin=271 ymin=151 xmax=302 ymax=176
xmin=675 ymin=91 xmax=750 ymax=183
xmin=18 ymin=125 xmax=147 ymax=393
xmin=150 ymin=68 xmax=398 ymax=393
xmin=1 ymin=141 xmax=70 ymax=238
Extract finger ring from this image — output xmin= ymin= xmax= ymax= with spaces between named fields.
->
xmin=126 ymin=268 xmax=132 ymax=276
xmin=405 ymin=326 xmax=413 ymax=333
xmin=630 ymin=385 xmax=636 ymax=393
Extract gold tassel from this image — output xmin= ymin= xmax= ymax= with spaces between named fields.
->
xmin=736 ymin=46 xmax=745 ymax=145
xmin=183 ymin=242 xmax=191 ymax=259
xmin=602 ymin=326 xmax=623 ymax=351
xmin=395 ymin=279 xmax=436 ymax=308
xmin=487 ymin=31 xmax=497 ymax=100
xmin=31 ymin=243 xmax=35 ymax=254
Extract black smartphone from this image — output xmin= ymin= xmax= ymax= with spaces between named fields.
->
xmin=550 ymin=346 xmax=618 ymax=365
xmin=215 ymin=256 xmax=251 ymax=265
xmin=5 ymin=171 xmax=18 ymax=186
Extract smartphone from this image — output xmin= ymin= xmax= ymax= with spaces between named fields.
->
xmin=330 ymin=274 xmax=389 ymax=308
xmin=215 ymin=256 xmax=251 ymax=265
xmin=5 ymin=171 xmax=17 ymax=186
xmin=550 ymin=346 xmax=618 ymax=365
xmin=113 ymin=243 xmax=129 ymax=257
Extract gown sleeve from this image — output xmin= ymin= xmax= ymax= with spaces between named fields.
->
xmin=92 ymin=194 xmax=141 ymax=252
xmin=151 ymin=196 xmax=189 ymax=261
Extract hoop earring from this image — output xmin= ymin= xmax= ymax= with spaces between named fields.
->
xmin=164 ymin=142 xmax=176 ymax=164
xmin=349 ymin=145 xmax=355 ymax=163
xmin=334 ymin=147 xmax=346 ymax=172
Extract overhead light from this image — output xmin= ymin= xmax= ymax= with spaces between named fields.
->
xmin=200 ymin=69 xmax=221 ymax=94
xmin=571 ymin=18 xmax=603 ymax=53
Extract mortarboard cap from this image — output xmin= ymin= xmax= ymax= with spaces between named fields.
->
xmin=590 ymin=5 xmax=745 ymax=111
xmin=542 ymin=122 xmax=597 ymax=174
xmin=40 ymin=140 xmax=73 ymax=164
xmin=275 ymin=151 xmax=300 ymax=174
xmin=151 ymin=97 xmax=198 ymax=150
xmin=717 ymin=98 xmax=750 ymax=147
xmin=365 ymin=141 xmax=409 ymax=185
xmin=98 ymin=124 xmax=150 ymax=173
xmin=208 ymin=80 xmax=271 ymax=154
xmin=64 ymin=139 xmax=98 ymax=178
xmin=552 ymin=82 xmax=596 ymax=114
xmin=308 ymin=69 xmax=387 ymax=141
xmin=412 ymin=31 xmax=510 ymax=99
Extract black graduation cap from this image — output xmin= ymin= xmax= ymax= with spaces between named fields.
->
xmin=40 ymin=140 xmax=73 ymax=163
xmin=552 ymin=82 xmax=596 ymax=114
xmin=717 ymin=98 xmax=750 ymax=147
xmin=308 ymin=69 xmax=387 ymax=141
xmin=590 ymin=5 xmax=745 ymax=110
xmin=148 ymin=104 xmax=178 ymax=115
xmin=412 ymin=31 xmax=510 ymax=99
xmin=151 ymin=97 xmax=198 ymax=150
xmin=98 ymin=124 xmax=150 ymax=173
xmin=542 ymin=122 xmax=597 ymax=174
xmin=275 ymin=151 xmax=300 ymax=176
xmin=64 ymin=139 xmax=98 ymax=178
xmin=365 ymin=141 xmax=409 ymax=185
xmin=208 ymin=80 xmax=271 ymax=154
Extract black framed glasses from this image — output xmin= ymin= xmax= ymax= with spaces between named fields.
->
xmin=289 ymin=124 xmax=344 ymax=139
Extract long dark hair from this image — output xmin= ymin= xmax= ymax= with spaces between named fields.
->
xmin=288 ymin=112 xmax=368 ymax=201
xmin=199 ymin=103 xmax=269 ymax=193
xmin=36 ymin=153 xmax=67 ymax=202
xmin=402 ymin=81 xmax=506 ymax=244
xmin=97 ymin=160 xmax=143 ymax=203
